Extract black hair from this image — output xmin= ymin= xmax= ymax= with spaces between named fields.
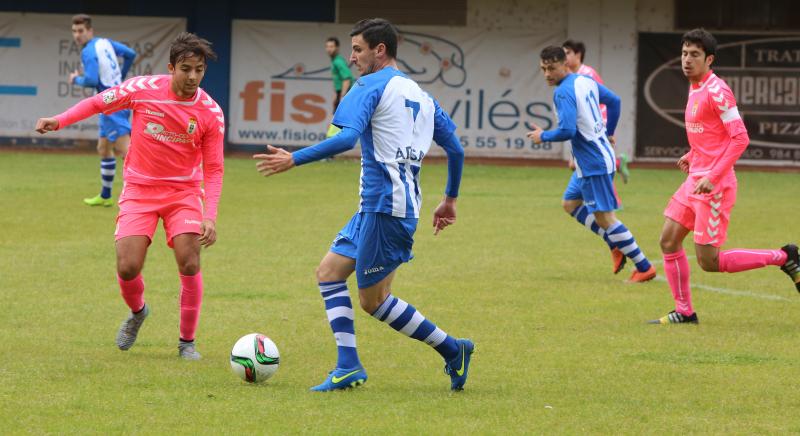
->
xmin=562 ymin=39 xmax=586 ymax=62
xmin=540 ymin=45 xmax=566 ymax=63
xmin=169 ymin=32 xmax=217 ymax=65
xmin=349 ymin=18 xmax=398 ymax=58
xmin=72 ymin=14 xmax=92 ymax=28
xmin=681 ymin=28 xmax=717 ymax=57
xmin=326 ymin=36 xmax=339 ymax=47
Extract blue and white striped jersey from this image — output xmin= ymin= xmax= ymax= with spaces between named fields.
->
xmin=75 ymin=37 xmax=136 ymax=92
xmin=541 ymin=73 xmax=621 ymax=178
xmin=332 ymin=67 xmax=456 ymax=219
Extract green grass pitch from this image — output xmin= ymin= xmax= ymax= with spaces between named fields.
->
xmin=1 ymin=152 xmax=799 ymax=433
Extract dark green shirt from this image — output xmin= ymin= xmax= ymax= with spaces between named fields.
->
xmin=330 ymin=54 xmax=353 ymax=92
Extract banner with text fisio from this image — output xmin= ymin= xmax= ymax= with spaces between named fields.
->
xmin=637 ymin=32 xmax=800 ymax=166
xmin=0 ymin=13 xmax=185 ymax=141
xmin=230 ymin=20 xmax=564 ymax=158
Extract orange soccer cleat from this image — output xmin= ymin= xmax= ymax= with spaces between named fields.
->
xmin=627 ymin=266 xmax=656 ymax=283
xmin=611 ymin=248 xmax=627 ymax=274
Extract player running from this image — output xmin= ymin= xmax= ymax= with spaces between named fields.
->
xmin=254 ymin=18 xmax=473 ymax=391
xmin=650 ymin=28 xmax=799 ymax=324
xmin=70 ymin=14 xmax=136 ymax=207
xmin=563 ymin=39 xmax=630 ymax=183
xmin=528 ymin=46 xmax=656 ymax=283
xmin=36 ymin=33 xmax=225 ymax=359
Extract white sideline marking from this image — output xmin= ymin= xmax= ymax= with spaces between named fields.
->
xmin=650 ymin=256 xmax=794 ymax=302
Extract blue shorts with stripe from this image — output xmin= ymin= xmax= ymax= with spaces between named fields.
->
xmin=579 ymin=173 xmax=618 ymax=213
xmin=99 ymin=110 xmax=131 ymax=143
xmin=562 ymin=171 xmax=582 ymax=200
xmin=330 ymin=211 xmax=417 ymax=289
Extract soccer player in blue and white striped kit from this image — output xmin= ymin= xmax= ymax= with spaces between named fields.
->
xmin=254 ymin=18 xmax=474 ymax=391
xmin=528 ymin=46 xmax=656 ymax=283
xmin=70 ymin=14 xmax=136 ymax=207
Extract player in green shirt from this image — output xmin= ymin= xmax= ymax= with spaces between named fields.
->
xmin=325 ymin=36 xmax=354 ymax=138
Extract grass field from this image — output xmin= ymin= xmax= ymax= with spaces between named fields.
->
xmin=1 ymin=151 xmax=800 ymax=434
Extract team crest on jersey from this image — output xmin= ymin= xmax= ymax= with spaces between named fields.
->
xmin=187 ymin=117 xmax=197 ymax=134
xmin=691 ymin=102 xmax=699 ymax=117
xmin=102 ymin=90 xmax=117 ymax=105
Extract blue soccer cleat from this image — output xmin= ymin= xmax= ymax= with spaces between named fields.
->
xmin=310 ymin=366 xmax=368 ymax=392
xmin=444 ymin=338 xmax=475 ymax=391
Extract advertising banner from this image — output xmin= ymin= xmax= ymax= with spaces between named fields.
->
xmin=637 ymin=32 xmax=800 ymax=166
xmin=0 ymin=12 xmax=186 ymax=142
xmin=230 ymin=20 xmax=565 ymax=158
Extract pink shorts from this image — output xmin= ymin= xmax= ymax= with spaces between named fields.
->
xmin=664 ymin=172 xmax=737 ymax=247
xmin=115 ymin=183 xmax=204 ymax=248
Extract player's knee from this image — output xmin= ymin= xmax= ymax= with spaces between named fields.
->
xmin=315 ymin=263 xmax=336 ymax=283
xmin=696 ymin=254 xmax=719 ymax=272
xmin=562 ymin=200 xmax=576 ymax=215
xmin=659 ymin=234 xmax=680 ymax=253
xmin=177 ymin=256 xmax=201 ymax=276
xmin=117 ymin=259 xmax=143 ymax=281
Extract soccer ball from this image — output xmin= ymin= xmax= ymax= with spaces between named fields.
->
xmin=230 ymin=333 xmax=280 ymax=383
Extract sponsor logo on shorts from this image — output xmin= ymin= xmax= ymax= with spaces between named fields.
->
xmin=364 ymin=266 xmax=385 ymax=275
xmin=184 ymin=219 xmax=202 ymax=226
xmin=102 ymin=90 xmax=117 ymax=104
xmin=694 ymin=231 xmax=704 ymax=236
xmin=145 ymin=109 xmax=165 ymax=118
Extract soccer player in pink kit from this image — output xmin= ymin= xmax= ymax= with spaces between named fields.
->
xmin=35 ymin=33 xmax=225 ymax=357
xmin=651 ymin=29 xmax=800 ymax=324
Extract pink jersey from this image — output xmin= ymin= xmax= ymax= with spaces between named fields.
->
xmin=54 ymin=75 xmax=225 ymax=220
xmin=577 ymin=64 xmax=607 ymax=122
xmin=684 ymin=70 xmax=749 ymax=185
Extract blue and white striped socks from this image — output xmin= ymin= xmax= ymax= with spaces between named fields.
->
xmin=319 ymin=281 xmax=361 ymax=369
xmin=571 ymin=205 xmax=613 ymax=250
xmin=100 ymin=158 xmax=116 ymax=199
xmin=606 ymin=221 xmax=652 ymax=272
xmin=371 ymin=294 xmax=459 ymax=361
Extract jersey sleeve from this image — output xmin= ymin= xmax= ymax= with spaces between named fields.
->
xmin=200 ymin=108 xmax=225 ymax=221
xmin=334 ymin=58 xmax=354 ymax=81
xmin=331 ymin=79 xmax=381 ymax=134
xmin=707 ymin=83 xmax=749 ymax=184
xmin=110 ymin=39 xmax=136 ymax=79
xmin=54 ymin=77 xmax=139 ymax=128
xmin=597 ymin=83 xmax=621 ymax=136
xmin=74 ymin=46 xmax=99 ymax=88
xmin=431 ymin=99 xmax=463 ymax=198
xmin=540 ymin=87 xmax=577 ymax=142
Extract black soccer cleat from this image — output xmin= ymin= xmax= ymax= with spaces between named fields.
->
xmin=780 ymin=244 xmax=800 ymax=293
xmin=648 ymin=310 xmax=699 ymax=325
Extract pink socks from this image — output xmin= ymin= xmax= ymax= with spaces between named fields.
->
xmin=663 ymin=249 xmax=693 ymax=316
xmin=718 ymin=249 xmax=787 ymax=273
xmin=118 ymin=274 xmax=145 ymax=313
xmin=179 ymin=272 xmax=204 ymax=341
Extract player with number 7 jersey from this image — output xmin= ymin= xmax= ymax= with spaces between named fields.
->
xmin=35 ymin=32 xmax=224 ymax=360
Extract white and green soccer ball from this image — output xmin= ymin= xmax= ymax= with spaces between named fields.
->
xmin=230 ymin=333 xmax=280 ymax=383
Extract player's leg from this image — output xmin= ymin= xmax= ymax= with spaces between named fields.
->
xmin=689 ymin=177 xmax=796 ymax=290
xmin=356 ymin=213 xmax=474 ymax=391
xmin=650 ymin=176 xmax=699 ymax=324
xmin=113 ymin=133 xmax=130 ymax=159
xmin=584 ymin=175 xmax=655 ymax=281
xmin=163 ymin=191 xmax=207 ymax=360
xmin=564 ymin=173 xmax=624 ymax=273
xmin=649 ymin=217 xmax=698 ymax=324
xmin=310 ymin=214 xmax=363 ymax=391
xmin=115 ymin=235 xmax=152 ymax=349
xmin=84 ymin=132 xmax=115 ymax=207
